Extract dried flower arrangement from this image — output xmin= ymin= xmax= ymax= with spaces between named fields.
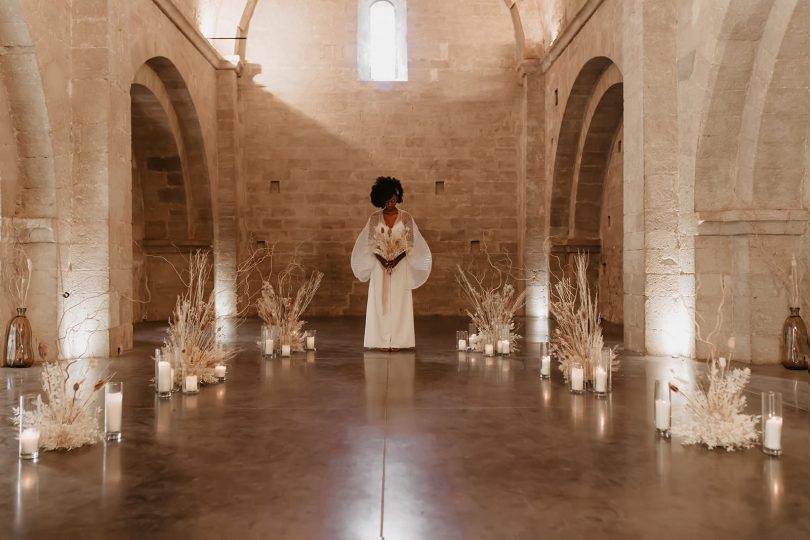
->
xmin=13 ymin=345 xmax=111 ymax=451
xmin=163 ymin=251 xmax=235 ymax=385
xmin=455 ymin=249 xmax=526 ymax=352
xmin=0 ymin=222 xmax=33 ymax=309
xmin=256 ymin=258 xmax=323 ymax=352
xmin=549 ymin=252 xmax=617 ymax=379
xmin=671 ymin=278 xmax=759 ymax=451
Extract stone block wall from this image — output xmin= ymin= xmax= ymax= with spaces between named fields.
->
xmin=238 ymin=0 xmax=521 ymax=316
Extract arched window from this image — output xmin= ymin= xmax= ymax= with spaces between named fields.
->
xmin=370 ymin=1 xmax=397 ymax=80
xmin=358 ymin=0 xmax=408 ymax=82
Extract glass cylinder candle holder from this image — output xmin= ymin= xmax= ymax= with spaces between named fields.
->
xmin=539 ymin=341 xmax=551 ymax=379
xmin=497 ymin=324 xmax=511 ymax=355
xmin=182 ymin=366 xmax=199 ymax=395
xmin=484 ymin=342 xmax=495 ymax=357
xmin=18 ymin=394 xmax=40 ymax=460
xmin=456 ymin=330 xmax=469 ymax=352
xmin=155 ymin=350 xmax=172 ymax=399
xmin=568 ymin=362 xmax=585 ymax=394
xmin=654 ymin=380 xmax=671 ymax=438
xmin=214 ymin=364 xmax=227 ymax=382
xmin=261 ymin=324 xmax=275 ymax=358
xmin=762 ymin=391 xmax=783 ymax=456
xmin=593 ymin=347 xmax=612 ymax=397
xmin=104 ymin=381 xmax=124 ymax=442
xmin=585 ymin=345 xmax=601 ymax=391
xmin=305 ymin=330 xmax=317 ymax=351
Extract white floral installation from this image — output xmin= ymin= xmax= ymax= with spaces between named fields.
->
xmin=456 ymin=248 xmax=526 ymax=352
xmin=670 ymin=278 xmax=759 ymax=451
xmin=549 ymin=252 xmax=617 ymax=380
xmin=163 ymin=250 xmax=235 ymax=385
xmin=256 ymin=257 xmax=323 ymax=352
xmin=13 ymin=347 xmax=111 ymax=451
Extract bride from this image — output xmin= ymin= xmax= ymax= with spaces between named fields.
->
xmin=351 ymin=177 xmax=432 ymax=350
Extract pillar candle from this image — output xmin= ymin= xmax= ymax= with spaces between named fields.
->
xmin=541 ymin=356 xmax=551 ymax=376
xmin=264 ymin=338 xmax=274 ymax=355
xmin=571 ymin=366 xmax=584 ymax=391
xmin=764 ymin=416 xmax=783 ymax=451
xmin=595 ymin=367 xmax=608 ymax=392
xmin=306 ymin=336 xmax=315 ymax=350
xmin=458 ymin=339 xmax=467 ymax=351
xmin=184 ymin=375 xmax=198 ymax=392
xmin=501 ymin=340 xmax=510 ymax=355
xmin=158 ymin=361 xmax=172 ymax=393
xmin=281 ymin=344 xmax=291 ymax=357
xmin=655 ymin=399 xmax=671 ymax=430
xmin=484 ymin=343 xmax=494 ymax=356
xmin=105 ymin=392 xmax=123 ymax=432
xmin=20 ymin=428 xmax=40 ymax=455
xmin=214 ymin=365 xmax=226 ymax=378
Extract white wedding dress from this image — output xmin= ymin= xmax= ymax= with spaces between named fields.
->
xmin=351 ymin=210 xmax=432 ymax=349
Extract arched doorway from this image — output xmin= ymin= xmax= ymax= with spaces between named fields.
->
xmin=129 ymin=58 xmax=213 ymax=322
xmin=549 ymin=57 xmax=624 ymax=332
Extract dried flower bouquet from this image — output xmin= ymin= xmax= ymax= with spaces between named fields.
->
xmin=371 ymin=221 xmax=410 ymax=261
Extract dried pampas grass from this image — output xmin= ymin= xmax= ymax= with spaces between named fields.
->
xmin=256 ymin=259 xmax=323 ymax=352
xmin=549 ymin=252 xmax=617 ymax=379
xmin=455 ymin=249 xmax=526 ymax=352
xmin=164 ymin=251 xmax=234 ymax=385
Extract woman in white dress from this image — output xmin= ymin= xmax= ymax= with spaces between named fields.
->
xmin=351 ymin=177 xmax=432 ymax=350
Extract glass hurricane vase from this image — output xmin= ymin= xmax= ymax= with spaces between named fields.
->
xmin=781 ymin=307 xmax=810 ymax=370
xmin=4 ymin=308 xmax=34 ymax=368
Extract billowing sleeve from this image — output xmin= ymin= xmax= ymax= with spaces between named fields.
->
xmin=408 ymin=217 xmax=432 ymax=289
xmin=351 ymin=217 xmax=375 ymax=282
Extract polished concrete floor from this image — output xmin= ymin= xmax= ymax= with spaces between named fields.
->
xmin=1 ymin=317 xmax=809 ymax=539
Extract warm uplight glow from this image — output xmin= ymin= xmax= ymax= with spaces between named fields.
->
xmin=647 ymin=295 xmax=695 ymax=357
xmin=370 ymin=1 xmax=397 ymax=81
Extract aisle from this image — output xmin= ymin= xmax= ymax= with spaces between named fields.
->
xmin=0 ymin=317 xmax=808 ymax=539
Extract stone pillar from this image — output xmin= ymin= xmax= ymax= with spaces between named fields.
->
xmin=624 ymin=0 xmax=691 ymax=356
xmin=0 ymin=0 xmax=60 ymax=356
xmin=214 ymin=69 xmax=241 ymax=319
xmin=63 ymin=0 xmax=116 ymax=357
xmin=520 ymin=61 xmax=549 ymax=330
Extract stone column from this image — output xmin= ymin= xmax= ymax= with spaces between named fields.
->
xmin=63 ymin=0 xmax=116 ymax=357
xmin=520 ymin=61 xmax=549 ymax=331
xmin=624 ymin=0 xmax=690 ymax=356
xmin=214 ymin=68 xmax=241 ymax=319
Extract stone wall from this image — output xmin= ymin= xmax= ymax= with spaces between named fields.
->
xmin=239 ymin=0 xmax=521 ymax=316
xmin=597 ymin=123 xmax=623 ymax=324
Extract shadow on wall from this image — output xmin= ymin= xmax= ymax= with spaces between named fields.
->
xmin=237 ymin=59 xmax=520 ymax=318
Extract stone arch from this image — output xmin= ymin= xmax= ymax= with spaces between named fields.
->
xmin=0 ymin=0 xmax=59 ymax=354
xmin=129 ymin=57 xmax=214 ymax=321
xmin=549 ymin=56 xmax=624 ymax=326
xmin=549 ymin=56 xmax=615 ymax=241
xmin=569 ymin=69 xmax=623 ymax=240
xmin=0 ymin=0 xmax=57 ymax=220
xmin=691 ymin=0 xmax=810 ymax=362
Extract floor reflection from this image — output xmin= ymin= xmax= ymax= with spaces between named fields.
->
xmin=363 ymin=351 xmax=415 ymax=419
